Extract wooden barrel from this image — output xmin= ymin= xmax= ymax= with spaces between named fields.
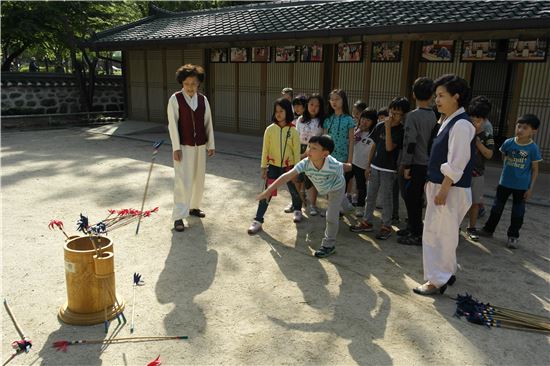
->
xmin=58 ymin=236 xmax=125 ymax=325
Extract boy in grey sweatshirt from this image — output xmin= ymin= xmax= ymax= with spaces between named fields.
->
xmin=398 ymin=77 xmax=437 ymax=246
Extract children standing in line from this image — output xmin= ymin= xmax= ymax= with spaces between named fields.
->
xmin=480 ymin=114 xmax=542 ymax=248
xmin=281 ymin=87 xmax=293 ymax=102
xmin=397 ymin=77 xmax=438 ymax=246
xmin=350 ymin=97 xmax=409 ymax=240
xmin=352 ymin=100 xmax=368 ymax=125
xmin=167 ymin=64 xmax=215 ymax=232
xmin=351 ymin=108 xmax=377 ymax=217
xmin=464 ymin=96 xmax=494 ymax=241
xmin=257 ymin=135 xmax=352 ymax=258
xmin=283 ymin=95 xmax=308 ymax=214
xmin=292 ymin=96 xmax=307 ymax=122
xmin=247 ymin=98 xmax=302 ymax=234
xmin=377 ymin=109 xmax=389 ymax=124
xmin=349 ymin=100 xmax=368 ymax=204
xmin=323 ymin=89 xmax=356 ymax=207
xmin=294 ymin=94 xmax=325 ymax=216
xmin=470 ymin=96 xmax=494 ymax=219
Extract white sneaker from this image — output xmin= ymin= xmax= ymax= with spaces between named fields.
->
xmin=247 ymin=220 xmax=262 ymax=235
xmin=293 ymin=210 xmax=303 ymax=223
xmin=309 ymin=206 xmax=319 ymax=216
xmin=507 ymin=236 xmax=519 ymax=249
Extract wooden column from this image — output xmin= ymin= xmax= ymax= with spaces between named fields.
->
xmin=363 ymin=41 xmax=373 ymax=104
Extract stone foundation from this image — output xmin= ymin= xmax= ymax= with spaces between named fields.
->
xmin=1 ymin=73 xmax=124 ymax=116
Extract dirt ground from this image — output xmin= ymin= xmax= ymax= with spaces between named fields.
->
xmin=1 ymin=125 xmax=549 ymax=365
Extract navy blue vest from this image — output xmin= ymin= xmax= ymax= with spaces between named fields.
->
xmin=427 ymin=112 xmax=475 ymax=188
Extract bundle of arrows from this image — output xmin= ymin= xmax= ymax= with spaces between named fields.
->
xmin=49 ymin=207 xmax=159 ymax=239
xmin=53 ymin=336 xmax=188 ymax=352
xmin=454 ymin=293 xmax=550 ymax=333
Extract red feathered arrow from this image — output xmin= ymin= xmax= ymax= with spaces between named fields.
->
xmin=147 ymin=355 xmax=161 ymax=366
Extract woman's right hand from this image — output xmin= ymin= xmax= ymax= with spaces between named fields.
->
xmin=364 ymin=167 xmax=371 ymax=180
xmin=173 ymin=150 xmax=182 ymax=162
xmin=261 ymin=168 xmax=267 ymax=180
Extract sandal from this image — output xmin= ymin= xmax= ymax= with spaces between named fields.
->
xmin=174 ymin=219 xmax=185 ymax=232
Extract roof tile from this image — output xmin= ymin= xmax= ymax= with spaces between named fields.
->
xmin=91 ymin=0 xmax=550 ymax=47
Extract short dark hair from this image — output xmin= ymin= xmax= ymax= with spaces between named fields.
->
xmin=360 ymin=107 xmax=378 ymax=120
xmin=433 ymin=74 xmax=471 ymax=108
xmin=353 ymin=100 xmax=368 ymax=112
xmin=517 ymin=114 xmax=540 ymax=130
xmin=271 ymin=97 xmax=294 ymax=124
xmin=292 ymin=95 xmax=307 ymax=107
xmin=309 ymin=134 xmax=335 ymax=153
xmin=176 ymin=64 xmax=205 ymax=84
xmin=412 ymin=77 xmax=434 ymax=101
xmin=388 ymin=97 xmax=411 ymax=114
xmin=377 ymin=108 xmax=389 ymax=118
xmin=303 ymin=93 xmax=325 ymax=125
xmin=468 ymin=95 xmax=492 ymax=118
xmin=327 ymin=89 xmax=350 ymax=116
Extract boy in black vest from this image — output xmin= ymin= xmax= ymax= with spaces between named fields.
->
xmin=167 ymin=64 xmax=215 ymax=232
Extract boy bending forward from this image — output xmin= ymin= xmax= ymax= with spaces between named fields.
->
xmin=257 ymin=135 xmax=351 ymax=258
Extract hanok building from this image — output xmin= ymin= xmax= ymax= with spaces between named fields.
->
xmin=89 ymin=0 xmax=550 ymax=165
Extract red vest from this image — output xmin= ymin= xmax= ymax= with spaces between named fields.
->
xmin=175 ymin=92 xmax=207 ymax=146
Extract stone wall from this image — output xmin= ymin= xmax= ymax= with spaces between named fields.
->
xmin=1 ymin=73 xmax=124 ymax=116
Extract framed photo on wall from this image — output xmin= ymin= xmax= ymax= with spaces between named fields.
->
xmin=420 ymin=40 xmax=455 ymax=62
xmin=507 ymin=39 xmax=547 ymax=62
xmin=461 ymin=40 xmax=497 ymax=61
xmin=300 ymin=44 xmax=323 ymax=62
xmin=210 ymin=48 xmax=228 ymax=63
xmin=336 ymin=42 xmax=363 ymax=62
xmin=251 ymin=47 xmax=271 ymax=63
xmin=230 ymin=48 xmax=248 ymax=63
xmin=371 ymin=41 xmax=401 ymax=62
xmin=275 ymin=46 xmax=296 ymax=62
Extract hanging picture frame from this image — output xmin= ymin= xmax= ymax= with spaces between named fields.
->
xmin=461 ymin=40 xmax=497 ymax=61
xmin=371 ymin=41 xmax=401 ymax=62
xmin=210 ymin=48 xmax=228 ymax=63
xmin=506 ymin=39 xmax=547 ymax=62
xmin=420 ymin=40 xmax=455 ymax=62
xmin=336 ymin=42 xmax=363 ymax=62
xmin=230 ymin=47 xmax=248 ymax=63
xmin=299 ymin=44 xmax=323 ymax=62
xmin=275 ymin=46 xmax=296 ymax=63
xmin=251 ymin=47 xmax=271 ymax=63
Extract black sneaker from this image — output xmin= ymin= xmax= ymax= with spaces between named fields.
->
xmin=466 ymin=227 xmax=479 ymax=241
xmin=478 ymin=227 xmax=493 ymax=238
xmin=396 ymin=228 xmax=411 ymax=237
xmin=174 ymin=219 xmax=185 ymax=232
xmin=314 ymin=246 xmax=335 ymax=258
xmin=397 ymin=235 xmax=422 ymax=246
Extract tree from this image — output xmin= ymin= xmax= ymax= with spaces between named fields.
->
xmin=35 ymin=1 xmax=142 ymax=111
xmin=0 ymin=2 xmax=46 ymax=71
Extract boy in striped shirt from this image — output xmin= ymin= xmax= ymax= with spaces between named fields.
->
xmin=257 ymin=135 xmax=352 ymax=258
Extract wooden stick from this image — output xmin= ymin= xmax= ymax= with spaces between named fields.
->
xmin=3 ymin=299 xmax=26 ymax=340
xmin=104 ymin=278 xmax=126 ymax=324
xmin=136 ymin=154 xmax=157 ymax=235
xmin=2 ymin=350 xmax=23 ymax=366
xmin=130 ymin=283 xmax=137 ymax=333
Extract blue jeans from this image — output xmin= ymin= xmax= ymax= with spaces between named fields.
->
xmin=254 ymin=165 xmax=302 ymax=223
xmin=483 ymin=184 xmax=526 ymax=238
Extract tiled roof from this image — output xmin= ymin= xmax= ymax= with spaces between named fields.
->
xmin=90 ymin=0 xmax=550 ymax=49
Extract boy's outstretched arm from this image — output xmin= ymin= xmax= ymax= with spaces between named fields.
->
xmin=256 ymin=170 xmax=299 ymax=201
